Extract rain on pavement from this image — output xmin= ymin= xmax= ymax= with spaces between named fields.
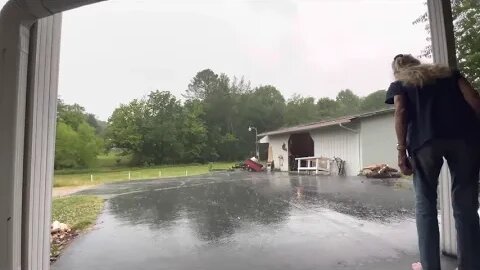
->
xmin=51 ymin=172 xmax=457 ymax=270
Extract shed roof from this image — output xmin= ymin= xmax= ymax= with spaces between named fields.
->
xmin=258 ymin=108 xmax=394 ymax=137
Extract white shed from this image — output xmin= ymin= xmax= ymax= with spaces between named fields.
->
xmin=259 ymin=109 xmax=396 ymax=176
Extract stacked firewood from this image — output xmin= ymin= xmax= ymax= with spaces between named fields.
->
xmin=360 ymin=164 xmax=401 ymax=178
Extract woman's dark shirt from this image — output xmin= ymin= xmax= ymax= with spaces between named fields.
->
xmin=385 ymin=70 xmax=480 ymax=153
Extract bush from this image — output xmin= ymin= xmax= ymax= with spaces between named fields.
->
xmin=55 ymin=121 xmax=99 ymax=169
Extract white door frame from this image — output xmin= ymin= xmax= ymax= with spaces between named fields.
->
xmin=0 ymin=2 xmax=102 ymax=270
xmin=427 ymin=0 xmax=458 ymax=257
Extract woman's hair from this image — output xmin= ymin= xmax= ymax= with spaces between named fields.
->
xmin=392 ymin=54 xmax=452 ymax=87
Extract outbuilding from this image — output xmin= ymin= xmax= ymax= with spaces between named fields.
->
xmin=259 ymin=109 xmax=397 ymax=176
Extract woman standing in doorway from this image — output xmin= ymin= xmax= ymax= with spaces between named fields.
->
xmin=385 ymin=54 xmax=480 ymax=270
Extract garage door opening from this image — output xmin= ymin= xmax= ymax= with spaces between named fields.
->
xmin=288 ymin=133 xmax=314 ymax=171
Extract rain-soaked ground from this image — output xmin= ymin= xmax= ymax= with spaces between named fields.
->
xmin=52 ymin=172 xmax=457 ymax=270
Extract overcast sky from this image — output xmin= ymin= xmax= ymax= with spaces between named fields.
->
xmin=1 ymin=0 xmax=429 ymax=120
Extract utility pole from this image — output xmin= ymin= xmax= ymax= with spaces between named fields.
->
xmin=248 ymin=126 xmax=259 ymax=158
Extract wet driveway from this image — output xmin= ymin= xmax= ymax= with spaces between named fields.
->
xmin=52 ymin=172 xmax=456 ymax=270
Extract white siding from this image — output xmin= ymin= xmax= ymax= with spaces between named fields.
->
xmin=311 ymin=125 xmax=360 ymax=176
xmin=22 ymin=16 xmax=62 ymax=270
xmin=439 ymin=163 xmax=457 ymax=256
xmin=266 ymin=135 xmax=290 ymax=172
xmin=360 ymin=113 xmax=397 ymax=169
xmin=427 ymin=0 xmax=458 ymax=256
xmin=0 ymin=9 xmax=34 ymax=270
xmin=265 ymin=113 xmax=396 ymax=176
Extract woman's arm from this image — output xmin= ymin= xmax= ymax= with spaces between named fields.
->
xmin=458 ymin=77 xmax=480 ymax=116
xmin=394 ymin=94 xmax=413 ymax=175
xmin=394 ymin=95 xmax=408 ymax=149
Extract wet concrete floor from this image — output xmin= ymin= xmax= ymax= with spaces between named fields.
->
xmin=52 ymin=172 xmax=457 ymax=270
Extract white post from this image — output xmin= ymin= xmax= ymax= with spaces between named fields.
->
xmin=439 ymin=163 xmax=457 ymax=255
xmin=185 ymin=170 xmax=188 ymax=176
xmin=315 ymin=158 xmax=319 ymax=175
xmin=297 ymin=159 xmax=300 ymax=174
xmin=128 ymin=171 xmax=131 ymax=180
xmin=159 ymin=170 xmax=161 ymax=177
xmin=427 ymin=0 xmax=457 ymax=256
xmin=90 ymin=175 xmax=93 ymax=182
xmin=255 ymin=129 xmax=259 ymax=159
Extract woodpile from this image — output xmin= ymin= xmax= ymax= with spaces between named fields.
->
xmin=50 ymin=221 xmax=77 ymax=263
xmin=360 ymin=164 xmax=401 ymax=178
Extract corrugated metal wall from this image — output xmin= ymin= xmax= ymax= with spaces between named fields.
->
xmin=427 ymin=0 xmax=459 ymax=256
xmin=22 ymin=15 xmax=62 ymax=270
xmin=360 ymin=113 xmax=397 ymax=169
xmin=267 ymin=134 xmax=290 ymax=172
xmin=0 ymin=8 xmax=34 ymax=269
xmin=311 ymin=125 xmax=360 ymax=176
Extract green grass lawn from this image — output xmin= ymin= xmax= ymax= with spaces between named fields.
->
xmin=52 ymin=195 xmax=105 ymax=230
xmin=96 ymin=152 xmax=132 ymax=168
xmin=51 ymin=195 xmax=104 ymax=260
xmin=54 ymin=162 xmax=235 ymax=187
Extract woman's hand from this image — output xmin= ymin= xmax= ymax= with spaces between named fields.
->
xmin=398 ymin=150 xmax=413 ymax=176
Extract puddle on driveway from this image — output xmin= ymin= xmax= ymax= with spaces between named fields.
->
xmin=53 ymin=172 xmax=427 ymax=270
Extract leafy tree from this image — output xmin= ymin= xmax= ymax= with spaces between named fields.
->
xmin=284 ymin=95 xmax=318 ymax=126
xmin=76 ymin=122 xmax=100 ymax=168
xmin=191 ymin=73 xmax=242 ymax=161
xmin=55 ymin=99 xmax=104 ymax=169
xmin=211 ymin=74 xmax=240 ymax=160
xmin=55 ymin=122 xmax=81 ymax=169
xmin=55 ymin=121 xmax=99 ymax=169
xmin=317 ymin=97 xmax=339 ymax=119
xmin=230 ymin=76 xmax=252 ymax=94
xmin=142 ymin=91 xmax=185 ymax=164
xmin=107 ymin=91 xmax=190 ymax=165
xmin=184 ymin=69 xmax=219 ymax=100
xmin=359 ymin=90 xmax=390 ymax=112
xmin=184 ymin=70 xmax=237 ymax=160
xmin=106 ymin=99 xmax=145 ymax=156
xmin=182 ymin=101 xmax=208 ymax=162
xmin=203 ymin=74 xmax=234 ymax=128
xmin=415 ymin=0 xmax=480 ymax=89
xmin=84 ymin=113 xmax=107 ymax=136
xmin=242 ymin=85 xmax=286 ymax=132
xmin=336 ymin=89 xmax=361 ymax=115
xmin=231 ymin=85 xmax=285 ymax=158
xmin=452 ymin=0 xmax=480 ymax=88
xmin=57 ymin=100 xmax=86 ymax=130
xmin=86 ymin=113 xmax=99 ymax=132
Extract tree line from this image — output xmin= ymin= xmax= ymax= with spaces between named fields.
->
xmin=105 ymin=69 xmax=390 ymax=166
xmin=55 ymin=70 xmax=390 ymax=169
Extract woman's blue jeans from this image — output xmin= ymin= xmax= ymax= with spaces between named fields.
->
xmin=412 ymin=139 xmax=480 ymax=270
